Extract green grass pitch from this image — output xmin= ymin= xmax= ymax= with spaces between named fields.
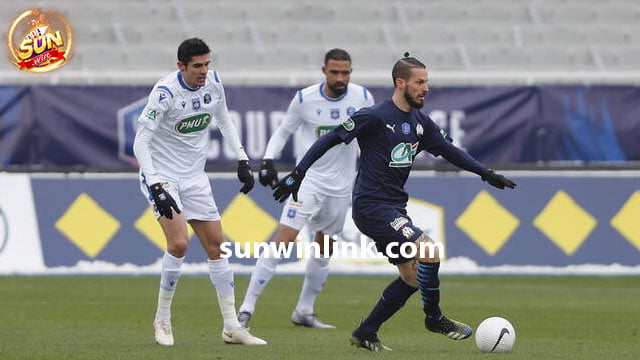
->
xmin=0 ymin=275 xmax=638 ymax=359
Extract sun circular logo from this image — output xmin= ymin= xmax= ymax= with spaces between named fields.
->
xmin=7 ymin=8 xmax=73 ymax=72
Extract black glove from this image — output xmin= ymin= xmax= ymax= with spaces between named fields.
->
xmin=149 ymin=182 xmax=181 ymax=220
xmin=237 ymin=160 xmax=255 ymax=194
xmin=481 ymin=169 xmax=517 ymax=189
xmin=273 ymin=168 xmax=303 ymax=203
xmin=258 ymin=159 xmax=279 ymax=188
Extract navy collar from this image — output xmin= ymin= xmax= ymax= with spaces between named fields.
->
xmin=178 ymin=71 xmax=200 ymax=92
xmin=319 ymin=83 xmax=347 ymax=102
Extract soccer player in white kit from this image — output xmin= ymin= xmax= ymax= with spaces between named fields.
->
xmin=238 ymin=49 xmax=374 ymax=328
xmin=133 ymin=38 xmax=266 ymax=346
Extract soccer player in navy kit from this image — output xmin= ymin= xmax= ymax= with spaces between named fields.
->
xmin=272 ymin=54 xmax=516 ymax=351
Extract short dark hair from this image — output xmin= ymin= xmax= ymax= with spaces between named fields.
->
xmin=392 ymin=53 xmax=426 ymax=86
xmin=177 ymin=38 xmax=210 ymax=66
xmin=324 ymin=48 xmax=351 ymax=65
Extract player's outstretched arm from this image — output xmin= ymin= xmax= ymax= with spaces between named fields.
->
xmin=437 ymin=142 xmax=517 ymax=190
xmin=272 ymin=129 xmax=343 ymax=202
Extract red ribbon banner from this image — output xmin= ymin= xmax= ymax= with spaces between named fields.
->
xmin=18 ymin=49 xmax=66 ymax=69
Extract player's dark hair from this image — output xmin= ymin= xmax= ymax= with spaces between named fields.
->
xmin=392 ymin=52 xmax=426 ymax=86
xmin=177 ymin=38 xmax=210 ymax=66
xmin=324 ymin=48 xmax=351 ymax=64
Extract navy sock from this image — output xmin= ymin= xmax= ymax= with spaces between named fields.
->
xmin=360 ymin=277 xmax=418 ymax=334
xmin=417 ymin=261 xmax=442 ymax=322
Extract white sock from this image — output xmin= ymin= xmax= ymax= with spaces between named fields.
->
xmin=239 ymin=254 xmax=280 ymax=314
xmin=295 ymin=256 xmax=330 ymax=314
xmin=208 ymin=258 xmax=241 ymax=330
xmin=155 ymin=252 xmax=184 ymax=322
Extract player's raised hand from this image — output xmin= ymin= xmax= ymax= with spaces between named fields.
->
xmin=237 ymin=160 xmax=255 ymax=194
xmin=481 ymin=169 xmax=517 ymax=189
xmin=149 ymin=182 xmax=181 ymax=219
xmin=258 ymin=159 xmax=279 ymax=188
xmin=273 ymin=168 xmax=303 ymax=202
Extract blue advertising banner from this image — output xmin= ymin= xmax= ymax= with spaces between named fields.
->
xmin=30 ymin=174 xmax=640 ymax=268
xmin=1 ymin=85 xmax=639 ymax=167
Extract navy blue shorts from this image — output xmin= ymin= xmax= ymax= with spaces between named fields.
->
xmin=353 ymin=204 xmax=423 ymax=265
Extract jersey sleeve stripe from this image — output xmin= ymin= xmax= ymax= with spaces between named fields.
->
xmin=297 ymin=90 xmax=303 ymax=103
xmin=213 ymin=71 xmax=221 ymax=83
xmin=157 ymin=86 xmax=173 ymax=98
xmin=363 ymin=87 xmax=369 ymax=100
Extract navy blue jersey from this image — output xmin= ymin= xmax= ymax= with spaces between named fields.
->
xmin=335 ymin=99 xmax=453 ymax=207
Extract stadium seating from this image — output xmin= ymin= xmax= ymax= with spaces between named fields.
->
xmin=1 ymin=0 xmax=639 ymax=82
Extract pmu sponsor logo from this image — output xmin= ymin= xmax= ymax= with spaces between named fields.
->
xmin=389 ymin=216 xmax=409 ymax=231
xmin=316 ymin=125 xmax=336 ymax=138
xmin=175 ymin=113 xmax=212 ymax=134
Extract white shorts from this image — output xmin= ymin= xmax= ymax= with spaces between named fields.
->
xmin=279 ymin=181 xmax=351 ymax=236
xmin=139 ymin=171 xmax=220 ymax=221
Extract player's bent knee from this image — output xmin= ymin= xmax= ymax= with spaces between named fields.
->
xmin=204 ymin=243 xmax=226 ymax=259
xmin=167 ymin=240 xmax=188 ymax=257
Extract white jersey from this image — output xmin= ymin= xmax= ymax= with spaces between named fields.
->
xmin=133 ymin=70 xmax=247 ymax=185
xmin=267 ymin=82 xmax=374 ymax=196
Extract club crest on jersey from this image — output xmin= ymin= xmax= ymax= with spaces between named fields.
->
xmin=389 ymin=142 xmax=419 ymax=167
xmin=204 ymin=93 xmax=211 ymax=104
xmin=346 ymin=106 xmax=356 ymax=116
xmin=175 ymin=113 xmax=211 ymax=134
xmin=192 ymin=98 xmax=201 ymax=110
xmin=389 ymin=217 xmax=409 ymax=231
xmin=417 ymin=124 xmax=424 ymax=136
xmin=402 ymin=122 xmax=410 ymax=135
xmin=330 ymin=108 xmax=340 ymax=119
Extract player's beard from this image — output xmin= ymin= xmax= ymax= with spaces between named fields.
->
xmin=327 ymin=81 xmax=347 ymax=97
xmin=404 ymin=89 xmax=424 ymax=109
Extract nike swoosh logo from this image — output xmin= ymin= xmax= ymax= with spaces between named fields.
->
xmin=491 ymin=327 xmax=510 ymax=352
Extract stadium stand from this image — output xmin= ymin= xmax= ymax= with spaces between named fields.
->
xmin=1 ymin=0 xmax=639 ymax=85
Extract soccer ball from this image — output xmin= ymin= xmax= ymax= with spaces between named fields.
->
xmin=475 ymin=317 xmax=516 ymax=353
